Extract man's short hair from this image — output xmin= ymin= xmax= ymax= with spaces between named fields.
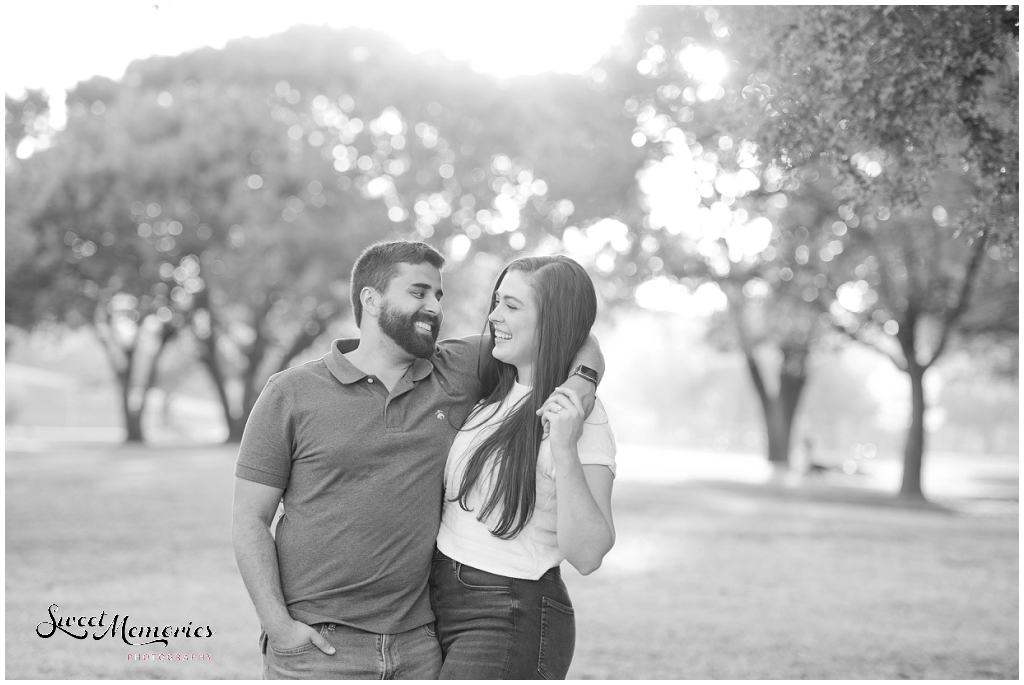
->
xmin=350 ymin=241 xmax=445 ymax=326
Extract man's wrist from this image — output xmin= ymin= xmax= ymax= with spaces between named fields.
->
xmin=569 ymin=364 xmax=599 ymax=386
xmin=262 ymin=610 xmax=298 ymax=637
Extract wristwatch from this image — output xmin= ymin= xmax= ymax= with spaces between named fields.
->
xmin=569 ymin=364 xmax=599 ymax=386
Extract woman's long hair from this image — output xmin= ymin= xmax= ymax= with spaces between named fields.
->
xmin=453 ymin=256 xmax=598 ymax=539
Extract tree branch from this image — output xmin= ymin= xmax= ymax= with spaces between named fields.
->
xmin=90 ymin=302 xmax=129 ymax=378
xmin=141 ymin=321 xmax=179 ymax=398
xmin=831 ymin=321 xmax=908 ymax=371
xmin=274 ymin=306 xmax=342 ymax=376
xmin=724 ymin=290 xmax=773 ymax=406
xmin=924 ymin=228 xmax=990 ymax=368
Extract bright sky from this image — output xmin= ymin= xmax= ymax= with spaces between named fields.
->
xmin=4 ymin=1 xmax=637 ymax=98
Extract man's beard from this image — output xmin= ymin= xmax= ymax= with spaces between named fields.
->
xmin=378 ymin=301 xmax=440 ymax=359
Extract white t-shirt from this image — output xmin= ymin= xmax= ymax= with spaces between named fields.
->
xmin=436 ymin=381 xmax=616 ymax=580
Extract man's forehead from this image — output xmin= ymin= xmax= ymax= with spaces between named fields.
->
xmin=392 ymin=262 xmax=443 ymax=287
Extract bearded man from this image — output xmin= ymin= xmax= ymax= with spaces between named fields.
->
xmin=231 ymin=241 xmax=602 ymax=679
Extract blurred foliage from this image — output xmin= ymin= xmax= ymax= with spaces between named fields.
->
xmin=600 ymin=6 xmax=835 ymax=466
xmin=6 ymin=26 xmax=642 ymax=441
xmin=726 ymin=5 xmax=1019 ymax=246
xmin=4 ymin=16 xmax=1017 ymax=469
xmin=5 ymin=88 xmax=50 ymax=160
xmin=599 ymin=6 xmax=1018 ymax=491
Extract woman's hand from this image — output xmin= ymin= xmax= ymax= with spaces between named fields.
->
xmin=539 ymin=387 xmax=585 ymax=451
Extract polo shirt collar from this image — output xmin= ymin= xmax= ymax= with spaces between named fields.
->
xmin=324 ymin=340 xmax=436 ymax=385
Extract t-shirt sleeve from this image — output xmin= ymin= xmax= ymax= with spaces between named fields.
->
xmin=433 ymin=335 xmax=488 ymax=400
xmin=578 ymin=396 xmax=617 ymax=477
xmin=235 ymin=378 xmax=294 ymax=489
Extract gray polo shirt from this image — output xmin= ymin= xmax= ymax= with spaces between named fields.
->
xmin=235 ymin=336 xmax=484 ymax=634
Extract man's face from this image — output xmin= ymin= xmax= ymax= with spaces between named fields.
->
xmin=377 ymin=262 xmax=443 ymax=359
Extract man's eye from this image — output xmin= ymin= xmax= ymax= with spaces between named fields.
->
xmin=412 ymin=292 xmax=425 ymax=298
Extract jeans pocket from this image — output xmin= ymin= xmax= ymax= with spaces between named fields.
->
xmin=421 ymin=621 xmax=437 ymax=639
xmin=456 ymin=563 xmax=512 ymax=591
xmin=537 ymin=598 xmax=575 ymax=679
xmin=267 ymin=624 xmax=327 ymax=657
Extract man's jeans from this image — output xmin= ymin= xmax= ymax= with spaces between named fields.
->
xmin=260 ymin=622 xmax=441 ymax=679
xmin=430 ymin=549 xmax=576 ymax=679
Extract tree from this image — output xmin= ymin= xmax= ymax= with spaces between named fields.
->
xmin=597 ymin=5 xmax=833 ymax=467
xmin=123 ymin=26 xmax=640 ymax=439
xmin=596 ymin=5 xmax=1019 ymax=486
xmin=6 ymin=101 xmax=187 ymax=441
xmin=10 ymin=26 xmax=643 ymax=442
xmin=727 ymin=5 xmax=1018 ymax=243
xmin=723 ymin=5 xmax=1019 ymax=498
xmin=811 ymin=169 xmax=1018 ymax=497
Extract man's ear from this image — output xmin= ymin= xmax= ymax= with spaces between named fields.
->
xmin=360 ymin=287 xmax=381 ymax=319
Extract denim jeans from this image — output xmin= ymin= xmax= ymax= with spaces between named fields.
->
xmin=260 ymin=621 xmax=441 ymax=679
xmin=430 ymin=549 xmax=576 ymax=679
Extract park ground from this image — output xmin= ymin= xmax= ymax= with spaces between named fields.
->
xmin=5 ymin=441 xmax=1018 ymax=679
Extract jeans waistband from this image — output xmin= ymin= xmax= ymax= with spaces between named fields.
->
xmin=433 ymin=548 xmax=561 ymax=581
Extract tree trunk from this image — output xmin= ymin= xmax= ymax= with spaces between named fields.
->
xmin=124 ymin=409 xmax=145 ymax=443
xmin=226 ymin=415 xmax=246 ymax=443
xmin=764 ymin=401 xmax=791 ymax=465
xmin=114 ymin=364 xmax=146 ymax=443
xmin=899 ymin=364 xmax=927 ymax=499
xmin=197 ymin=335 xmax=239 ymax=443
xmin=106 ymin=339 xmax=146 ymax=444
xmin=745 ymin=347 xmax=809 ymax=468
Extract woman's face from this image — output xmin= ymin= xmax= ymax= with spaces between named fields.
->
xmin=488 ymin=270 xmax=539 ymax=384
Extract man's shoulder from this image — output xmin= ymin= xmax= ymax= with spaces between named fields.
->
xmin=265 ymin=356 xmax=331 ymax=390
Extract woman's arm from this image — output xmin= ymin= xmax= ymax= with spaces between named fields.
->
xmin=543 ymin=388 xmax=616 ymax=575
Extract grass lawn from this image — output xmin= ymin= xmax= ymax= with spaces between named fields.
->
xmin=5 ymin=443 xmax=1018 ymax=679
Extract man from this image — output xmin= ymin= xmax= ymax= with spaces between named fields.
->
xmin=232 ymin=241 xmax=603 ymax=679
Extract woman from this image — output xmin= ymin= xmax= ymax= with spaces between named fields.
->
xmin=431 ymin=256 xmax=616 ymax=679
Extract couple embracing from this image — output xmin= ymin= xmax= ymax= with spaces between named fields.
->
xmin=232 ymin=240 xmax=616 ymax=679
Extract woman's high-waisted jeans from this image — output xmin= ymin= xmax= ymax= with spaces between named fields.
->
xmin=430 ymin=549 xmax=576 ymax=680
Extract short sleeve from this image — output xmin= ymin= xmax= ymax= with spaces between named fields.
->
xmin=578 ymin=397 xmax=617 ymax=477
xmin=432 ymin=335 xmax=488 ymax=400
xmin=235 ymin=378 xmax=294 ymax=489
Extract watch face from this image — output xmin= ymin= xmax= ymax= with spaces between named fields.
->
xmin=574 ymin=365 xmax=599 ymax=382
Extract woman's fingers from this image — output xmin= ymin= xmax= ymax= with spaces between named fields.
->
xmin=554 ymin=387 xmax=584 ymax=413
xmin=535 ymin=388 xmax=584 ymax=418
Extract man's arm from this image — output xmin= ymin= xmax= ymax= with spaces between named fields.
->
xmin=232 ymin=478 xmax=335 ymax=655
xmin=537 ymin=333 xmax=604 ymax=419
xmin=566 ymin=333 xmax=604 ymax=414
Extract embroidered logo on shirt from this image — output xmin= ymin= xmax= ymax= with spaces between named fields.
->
xmin=436 ymin=410 xmax=445 ymax=421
